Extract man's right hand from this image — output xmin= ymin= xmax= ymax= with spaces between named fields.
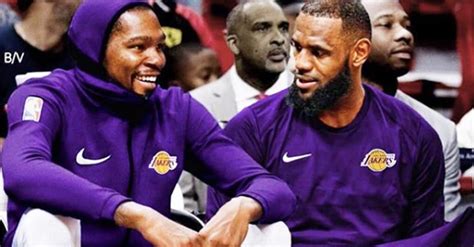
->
xmin=114 ymin=201 xmax=204 ymax=246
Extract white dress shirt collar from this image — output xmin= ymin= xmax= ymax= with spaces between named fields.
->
xmin=229 ymin=65 xmax=293 ymax=112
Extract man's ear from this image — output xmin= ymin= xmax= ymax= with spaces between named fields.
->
xmin=350 ymin=38 xmax=371 ymax=68
xmin=226 ymin=34 xmax=240 ymax=56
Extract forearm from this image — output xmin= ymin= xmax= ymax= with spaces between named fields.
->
xmin=191 ymin=135 xmax=296 ymax=222
xmin=3 ymin=132 xmax=128 ymax=220
xmin=4 ymin=157 xmax=128 ymax=220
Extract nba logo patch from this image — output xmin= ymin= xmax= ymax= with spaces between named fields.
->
xmin=148 ymin=151 xmax=178 ymax=175
xmin=360 ymin=148 xmax=397 ymax=172
xmin=22 ymin=96 xmax=43 ymax=122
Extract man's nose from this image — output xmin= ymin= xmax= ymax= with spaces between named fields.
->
xmin=145 ymin=48 xmax=166 ymax=69
xmin=271 ymin=28 xmax=288 ymax=46
xmin=294 ymin=49 xmax=312 ymax=72
xmin=394 ymin=24 xmax=414 ymax=45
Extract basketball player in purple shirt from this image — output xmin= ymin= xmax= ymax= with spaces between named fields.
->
xmin=1 ymin=0 xmax=296 ymax=246
xmin=207 ymin=0 xmax=445 ymax=245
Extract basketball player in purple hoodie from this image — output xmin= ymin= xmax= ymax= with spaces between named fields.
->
xmin=207 ymin=0 xmax=445 ymax=246
xmin=1 ymin=0 xmax=296 ymax=246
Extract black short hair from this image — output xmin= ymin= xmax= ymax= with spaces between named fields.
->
xmin=160 ymin=42 xmax=207 ymax=87
xmin=301 ymin=0 xmax=371 ymax=42
xmin=17 ymin=0 xmax=33 ymax=13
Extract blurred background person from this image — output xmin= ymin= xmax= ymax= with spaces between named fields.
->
xmin=361 ymin=0 xmax=462 ymax=221
xmin=161 ymin=42 xmax=221 ymax=92
xmin=152 ymin=0 xmax=215 ymax=49
xmin=0 ymin=0 xmax=17 ymax=27
xmin=457 ymin=107 xmax=474 ymax=213
xmin=450 ymin=0 xmax=474 ymax=123
xmin=0 ymin=0 xmax=80 ymax=231
xmin=0 ymin=0 xmax=80 ymax=153
xmin=276 ymin=0 xmax=303 ymax=34
xmin=150 ymin=0 xmax=218 ymax=66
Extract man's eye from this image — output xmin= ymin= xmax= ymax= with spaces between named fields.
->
xmin=404 ymin=23 xmax=412 ymax=30
xmin=312 ymin=49 xmax=321 ymax=57
xmin=131 ymin=44 xmax=145 ymax=50
xmin=311 ymin=48 xmax=327 ymax=58
xmin=202 ymin=73 xmax=211 ymax=81
xmin=377 ymin=22 xmax=393 ymax=29
xmin=291 ymin=42 xmax=301 ymax=52
xmin=254 ymin=24 xmax=269 ymax=32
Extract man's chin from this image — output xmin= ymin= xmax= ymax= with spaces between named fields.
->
xmin=390 ymin=59 xmax=412 ymax=76
xmin=392 ymin=66 xmax=410 ymax=77
xmin=297 ymin=89 xmax=314 ymax=101
xmin=265 ymin=62 xmax=287 ymax=74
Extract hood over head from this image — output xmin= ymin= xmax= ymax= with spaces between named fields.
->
xmin=66 ymin=0 xmax=158 ymax=119
xmin=68 ymin=0 xmax=153 ymax=71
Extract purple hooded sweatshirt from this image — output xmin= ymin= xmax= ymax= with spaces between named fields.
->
xmin=1 ymin=0 xmax=296 ymax=246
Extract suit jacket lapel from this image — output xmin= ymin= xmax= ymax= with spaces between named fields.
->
xmin=210 ymin=71 xmax=238 ymax=126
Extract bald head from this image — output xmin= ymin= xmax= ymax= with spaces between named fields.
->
xmin=225 ymin=0 xmax=290 ymax=75
xmin=226 ymin=0 xmax=282 ymax=35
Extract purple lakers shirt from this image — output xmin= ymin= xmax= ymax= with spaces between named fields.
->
xmin=1 ymin=0 xmax=296 ymax=246
xmin=208 ymin=84 xmax=445 ymax=246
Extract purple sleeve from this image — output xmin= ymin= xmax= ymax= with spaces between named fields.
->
xmin=184 ymin=97 xmax=296 ymax=223
xmin=2 ymin=85 xmax=129 ymax=221
xmin=406 ymin=122 xmax=445 ymax=236
xmin=206 ymin=107 xmax=267 ymax=220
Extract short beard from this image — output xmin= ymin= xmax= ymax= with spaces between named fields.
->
xmin=286 ymin=60 xmax=352 ymax=118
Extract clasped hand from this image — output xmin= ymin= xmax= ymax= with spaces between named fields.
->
xmin=115 ymin=196 xmax=262 ymax=246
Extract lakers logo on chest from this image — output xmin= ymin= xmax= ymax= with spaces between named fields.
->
xmin=148 ymin=151 xmax=178 ymax=175
xmin=360 ymin=148 xmax=397 ymax=172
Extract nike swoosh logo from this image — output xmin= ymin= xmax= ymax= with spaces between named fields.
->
xmin=76 ymin=148 xmax=111 ymax=166
xmin=282 ymin=152 xmax=311 ymax=163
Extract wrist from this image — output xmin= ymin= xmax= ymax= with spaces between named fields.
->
xmin=232 ymin=196 xmax=263 ymax=222
xmin=114 ymin=201 xmax=150 ymax=230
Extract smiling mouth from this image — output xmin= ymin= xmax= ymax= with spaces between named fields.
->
xmin=135 ymin=75 xmax=158 ymax=84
